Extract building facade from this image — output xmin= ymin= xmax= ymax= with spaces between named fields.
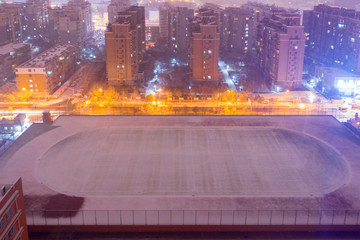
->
xmin=108 ymin=0 xmax=131 ymax=24
xmin=105 ymin=6 xmax=145 ymax=86
xmin=145 ymin=24 xmax=160 ymax=49
xmin=68 ymin=0 xmax=93 ymax=37
xmin=49 ymin=0 xmax=93 ymax=45
xmin=170 ymin=7 xmax=193 ymax=58
xmin=189 ymin=8 xmax=220 ymax=82
xmin=0 ymin=3 xmax=25 ymax=46
xmin=219 ymin=7 xmax=252 ymax=57
xmin=159 ymin=5 xmax=170 ymax=42
xmin=159 ymin=4 xmax=194 ymax=58
xmin=16 ymin=44 xmax=79 ymax=94
xmin=315 ymin=66 xmax=360 ymax=96
xmin=0 ymin=43 xmax=31 ymax=85
xmin=256 ymin=12 xmax=305 ymax=89
xmin=0 ymin=178 xmax=28 ymax=240
xmin=304 ymin=4 xmax=360 ymax=74
xmin=24 ymin=0 xmax=50 ymax=40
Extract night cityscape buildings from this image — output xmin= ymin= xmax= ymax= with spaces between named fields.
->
xmin=189 ymin=8 xmax=220 ymax=83
xmin=159 ymin=4 xmax=194 ymax=59
xmin=0 ymin=3 xmax=24 ymax=46
xmin=105 ymin=6 xmax=145 ymax=86
xmin=0 ymin=43 xmax=31 ymax=85
xmin=1 ymin=0 xmax=360 ymax=238
xmin=108 ymin=0 xmax=131 ymax=24
xmin=15 ymin=44 xmax=79 ymax=94
xmin=304 ymin=4 xmax=360 ymax=74
xmin=24 ymin=0 xmax=50 ymax=40
xmin=49 ymin=0 xmax=93 ymax=45
xmin=219 ymin=7 xmax=252 ymax=56
xmin=255 ymin=11 xmax=305 ymax=89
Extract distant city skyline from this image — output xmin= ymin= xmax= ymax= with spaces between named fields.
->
xmin=2 ymin=0 xmax=360 ymax=10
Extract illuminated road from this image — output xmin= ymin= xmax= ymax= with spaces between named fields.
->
xmin=219 ymin=61 xmax=237 ymax=91
xmin=0 ymin=91 xmax=354 ymax=124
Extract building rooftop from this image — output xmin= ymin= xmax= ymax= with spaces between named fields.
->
xmin=316 ymin=66 xmax=360 ymax=78
xmin=0 ymin=43 xmax=29 ymax=56
xmin=1 ymin=115 xmax=360 ymax=224
xmin=17 ymin=44 xmax=74 ymax=68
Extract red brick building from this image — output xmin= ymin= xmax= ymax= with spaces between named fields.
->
xmin=0 ymin=178 xmax=28 ymax=240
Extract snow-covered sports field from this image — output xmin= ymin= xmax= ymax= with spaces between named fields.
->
xmin=1 ymin=116 xmax=360 ymax=215
xmin=37 ymin=126 xmax=347 ymax=197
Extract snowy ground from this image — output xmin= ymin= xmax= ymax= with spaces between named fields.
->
xmin=1 ymin=115 xmax=360 ymax=225
xmin=37 ymin=127 xmax=347 ymax=197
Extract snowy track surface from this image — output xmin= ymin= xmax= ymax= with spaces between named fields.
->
xmin=37 ymin=127 xmax=348 ymax=197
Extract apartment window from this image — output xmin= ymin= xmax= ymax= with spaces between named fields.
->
xmin=29 ymin=79 xmax=32 ymax=82
xmin=28 ymin=69 xmax=31 ymax=72
xmin=0 ymin=217 xmax=5 ymax=231
xmin=6 ymin=207 xmax=13 ymax=219
xmin=8 ymin=226 xmax=15 ymax=238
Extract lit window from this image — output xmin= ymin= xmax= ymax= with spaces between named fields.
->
xmin=29 ymin=79 xmax=32 ymax=82
xmin=208 ymin=50 xmax=212 ymax=54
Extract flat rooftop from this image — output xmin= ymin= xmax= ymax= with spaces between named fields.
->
xmin=1 ymin=116 xmax=360 ymax=225
xmin=18 ymin=44 xmax=74 ymax=68
xmin=0 ymin=43 xmax=29 ymax=56
xmin=316 ymin=66 xmax=360 ymax=78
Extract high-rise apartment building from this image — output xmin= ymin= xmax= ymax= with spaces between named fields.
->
xmin=24 ymin=0 xmax=50 ymax=40
xmin=0 ymin=3 xmax=24 ymax=45
xmin=68 ymin=0 xmax=93 ymax=36
xmin=16 ymin=44 xmax=79 ymax=94
xmin=304 ymin=4 xmax=360 ymax=74
xmin=0 ymin=178 xmax=29 ymax=240
xmin=145 ymin=24 xmax=160 ymax=49
xmin=108 ymin=0 xmax=131 ymax=24
xmin=219 ymin=7 xmax=252 ymax=56
xmin=255 ymin=12 xmax=305 ymax=89
xmin=159 ymin=5 xmax=171 ymax=42
xmin=189 ymin=8 xmax=220 ymax=82
xmin=241 ymin=3 xmax=295 ymax=58
xmin=0 ymin=43 xmax=31 ymax=85
xmin=159 ymin=4 xmax=194 ymax=58
xmin=105 ymin=6 xmax=145 ymax=86
xmin=118 ymin=6 xmax=145 ymax=62
xmin=49 ymin=0 xmax=93 ymax=45
xmin=170 ymin=7 xmax=193 ymax=58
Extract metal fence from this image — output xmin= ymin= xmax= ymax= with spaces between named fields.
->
xmin=25 ymin=210 xmax=360 ymax=226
